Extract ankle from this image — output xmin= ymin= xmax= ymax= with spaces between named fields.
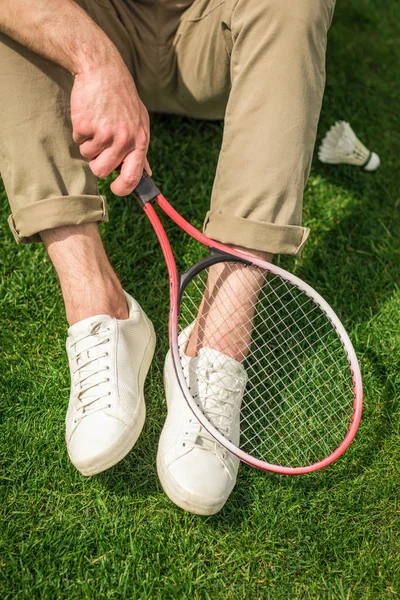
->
xmin=64 ymin=274 xmax=129 ymax=326
xmin=40 ymin=223 xmax=129 ymax=326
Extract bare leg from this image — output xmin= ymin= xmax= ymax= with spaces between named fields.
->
xmin=40 ymin=223 xmax=128 ymax=326
xmin=185 ymin=246 xmax=273 ymax=362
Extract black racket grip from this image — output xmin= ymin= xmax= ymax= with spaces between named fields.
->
xmin=115 ymin=166 xmax=160 ymax=206
xmin=133 ymin=172 xmax=160 ymax=205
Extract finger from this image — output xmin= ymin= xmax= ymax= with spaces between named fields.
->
xmin=79 ymin=126 xmax=118 ymax=160
xmin=72 ymin=122 xmax=93 ymax=145
xmin=89 ymin=145 xmax=130 ymax=179
xmin=110 ymin=149 xmax=146 ymax=196
xmin=79 ymin=137 xmax=108 ymax=161
xmin=73 ymin=121 xmax=115 ymax=148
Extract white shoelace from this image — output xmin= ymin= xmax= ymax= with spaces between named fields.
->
xmin=71 ymin=322 xmax=112 ymax=422
xmin=184 ymin=364 xmax=244 ymax=461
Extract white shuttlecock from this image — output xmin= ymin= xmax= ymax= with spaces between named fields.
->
xmin=318 ymin=121 xmax=380 ymax=171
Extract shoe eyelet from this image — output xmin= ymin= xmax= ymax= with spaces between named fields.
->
xmin=106 ymin=338 xmax=111 ymax=343
xmin=108 ymin=392 xmax=112 ymax=396
xmin=182 ymin=443 xmax=186 ymax=447
xmin=105 ymin=352 xmax=110 ymax=357
xmin=106 ymin=378 xmax=110 ymax=383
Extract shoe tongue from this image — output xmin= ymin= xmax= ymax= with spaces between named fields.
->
xmin=68 ymin=315 xmax=113 ymax=340
xmin=196 ymin=348 xmax=247 ymax=393
xmin=68 ymin=316 xmax=114 ymax=392
xmin=193 ymin=348 xmax=247 ymax=432
xmin=197 ymin=347 xmax=245 ymax=377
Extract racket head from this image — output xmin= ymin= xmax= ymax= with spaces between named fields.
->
xmin=170 ymin=248 xmax=362 ymax=475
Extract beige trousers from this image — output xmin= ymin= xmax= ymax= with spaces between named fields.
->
xmin=0 ymin=0 xmax=335 ymax=254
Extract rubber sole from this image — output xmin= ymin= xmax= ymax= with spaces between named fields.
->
xmin=156 ymin=451 xmax=227 ymax=516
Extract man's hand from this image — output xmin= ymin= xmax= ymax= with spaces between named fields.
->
xmin=0 ymin=0 xmax=152 ymax=195
xmin=71 ymin=60 xmax=151 ymax=196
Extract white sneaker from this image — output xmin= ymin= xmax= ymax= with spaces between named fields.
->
xmin=65 ymin=292 xmax=156 ymax=476
xmin=157 ymin=325 xmax=247 ymax=515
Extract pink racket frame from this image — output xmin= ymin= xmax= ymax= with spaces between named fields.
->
xmin=142 ymin=193 xmax=363 ymax=475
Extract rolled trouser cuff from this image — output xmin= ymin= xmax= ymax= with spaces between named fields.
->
xmin=8 ymin=194 xmax=109 ymax=244
xmin=203 ymin=211 xmax=310 ymax=256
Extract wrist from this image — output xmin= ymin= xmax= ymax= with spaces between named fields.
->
xmin=72 ymin=39 xmax=122 ymax=76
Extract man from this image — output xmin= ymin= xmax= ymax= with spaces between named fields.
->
xmin=0 ymin=0 xmax=335 ymax=515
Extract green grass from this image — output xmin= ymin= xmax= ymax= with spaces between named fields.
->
xmin=1 ymin=1 xmax=400 ymax=597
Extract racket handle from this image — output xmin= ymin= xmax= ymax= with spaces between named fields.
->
xmin=115 ymin=166 xmax=160 ymax=205
xmin=132 ymin=172 xmax=161 ymax=206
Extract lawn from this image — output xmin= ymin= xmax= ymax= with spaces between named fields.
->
xmin=1 ymin=1 xmax=399 ymax=598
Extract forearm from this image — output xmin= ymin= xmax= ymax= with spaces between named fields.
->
xmin=0 ymin=0 xmax=122 ymax=74
xmin=1 ymin=0 xmax=151 ymax=195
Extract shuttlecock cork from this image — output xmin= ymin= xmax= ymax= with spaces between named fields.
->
xmin=318 ymin=121 xmax=380 ymax=171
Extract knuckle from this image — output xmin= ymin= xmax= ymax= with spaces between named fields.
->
xmin=72 ymin=128 xmax=83 ymax=144
xmin=72 ymin=117 xmax=90 ymax=135
xmin=99 ymin=128 xmax=113 ymax=145
xmin=116 ymin=130 xmax=131 ymax=148
xmin=139 ymin=129 xmax=150 ymax=148
xmin=135 ymin=141 xmax=148 ymax=155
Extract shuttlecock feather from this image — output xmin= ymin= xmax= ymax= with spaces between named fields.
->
xmin=318 ymin=121 xmax=380 ymax=171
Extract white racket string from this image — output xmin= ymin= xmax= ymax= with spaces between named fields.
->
xmin=177 ymin=261 xmax=355 ymax=468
